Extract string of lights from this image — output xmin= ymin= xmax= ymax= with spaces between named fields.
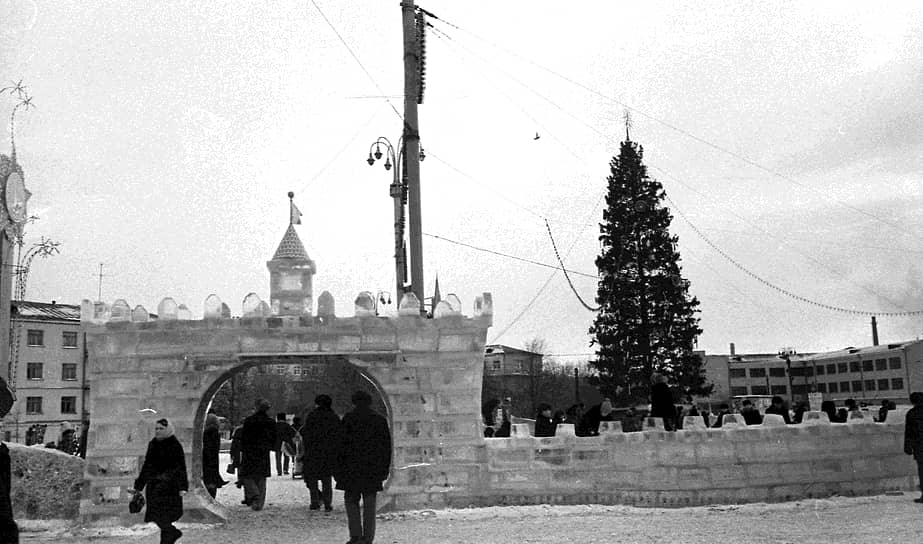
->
xmin=664 ymin=192 xmax=923 ymax=317
xmin=544 ymin=219 xmax=600 ymax=312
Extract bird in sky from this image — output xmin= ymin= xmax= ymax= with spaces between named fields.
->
xmin=534 ymin=132 xmax=540 ymax=140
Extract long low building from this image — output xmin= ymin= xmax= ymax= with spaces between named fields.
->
xmin=704 ymin=339 xmax=923 ymax=407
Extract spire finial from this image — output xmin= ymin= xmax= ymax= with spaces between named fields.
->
xmin=623 ymin=109 xmax=633 ymax=141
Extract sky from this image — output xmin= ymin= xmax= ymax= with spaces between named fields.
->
xmin=1 ymin=0 xmax=922 ymax=361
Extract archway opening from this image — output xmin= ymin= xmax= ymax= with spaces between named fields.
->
xmin=193 ymin=353 xmax=393 ymax=515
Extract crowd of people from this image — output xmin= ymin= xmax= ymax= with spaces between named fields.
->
xmin=127 ymin=391 xmax=391 ymax=544
xmin=486 ymin=389 xmax=907 ymax=440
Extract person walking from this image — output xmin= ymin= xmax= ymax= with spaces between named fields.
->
xmin=58 ymin=422 xmax=78 ymax=456
xmin=903 ymin=392 xmax=923 ymax=503
xmin=765 ymin=396 xmax=792 ymax=424
xmin=301 ymin=394 xmax=341 ymax=511
xmin=0 ymin=420 xmax=19 ymax=544
xmin=336 ymin=390 xmax=392 ymax=544
xmin=132 ymin=419 xmax=188 ymax=544
xmin=238 ymin=399 xmax=277 ymax=510
xmin=274 ymin=412 xmax=296 ymax=477
xmin=202 ymin=413 xmax=227 ymax=499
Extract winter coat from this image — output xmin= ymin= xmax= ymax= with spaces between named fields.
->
xmin=534 ymin=415 xmax=556 ymax=437
xmin=202 ymin=427 xmax=227 ymax=489
xmin=238 ymin=411 xmax=276 ymax=479
xmin=58 ymin=430 xmax=77 ymax=455
xmin=335 ymin=407 xmax=392 ymax=493
xmin=133 ymin=435 xmax=188 ymax=524
xmin=273 ymin=421 xmax=296 ymax=453
xmin=649 ymin=382 xmax=675 ymax=419
xmin=300 ymin=407 xmax=341 ymax=479
xmin=740 ymin=407 xmax=763 ymax=425
xmin=577 ymin=404 xmax=615 ymax=436
xmin=0 ymin=442 xmax=17 ymax=544
xmin=904 ymin=405 xmax=923 ymax=460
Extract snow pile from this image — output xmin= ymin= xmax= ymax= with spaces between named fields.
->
xmin=8 ymin=442 xmax=85 ymax=519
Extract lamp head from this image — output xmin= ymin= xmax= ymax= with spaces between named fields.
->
xmin=384 ymin=158 xmax=392 ymax=171
xmin=367 ymin=153 xmax=375 ymax=166
xmin=374 ymin=145 xmax=383 ymax=160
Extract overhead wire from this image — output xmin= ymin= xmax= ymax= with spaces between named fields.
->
xmin=426 ymin=14 xmax=918 ymax=318
xmin=308 ymin=0 xmax=403 ymax=122
xmin=298 ymin=104 xmax=384 ymax=195
xmin=425 ymin=14 xmax=923 ymax=246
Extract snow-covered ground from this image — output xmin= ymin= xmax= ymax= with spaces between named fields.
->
xmin=18 ymin=453 xmax=923 ymax=543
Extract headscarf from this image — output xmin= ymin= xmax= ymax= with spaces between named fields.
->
xmin=154 ymin=418 xmax=175 ymax=440
xmin=205 ymin=413 xmax=220 ymax=431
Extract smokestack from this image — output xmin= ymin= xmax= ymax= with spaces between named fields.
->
xmin=871 ymin=316 xmax=879 ymax=346
xmin=729 ymin=342 xmax=736 ymax=356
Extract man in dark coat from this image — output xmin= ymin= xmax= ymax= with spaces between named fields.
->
xmin=765 ymin=396 xmax=792 ymax=424
xmin=301 ymin=394 xmax=341 ymax=511
xmin=238 ymin=399 xmax=277 ymax=510
xmin=649 ymin=373 xmax=676 ymax=431
xmin=903 ymin=392 xmax=923 ymax=503
xmin=201 ymin=413 xmax=227 ymax=498
xmin=0 ymin=428 xmax=19 ymax=544
xmin=578 ymin=398 xmax=615 ymax=436
xmin=739 ymin=399 xmax=763 ymax=425
xmin=336 ymin=390 xmax=391 ymax=544
xmin=273 ymin=412 xmax=296 ymax=476
xmin=133 ymin=419 xmax=188 ymax=544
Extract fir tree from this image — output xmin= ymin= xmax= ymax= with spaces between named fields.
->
xmin=588 ymin=135 xmax=711 ymax=405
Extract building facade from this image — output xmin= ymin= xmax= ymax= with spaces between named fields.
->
xmin=707 ymin=340 xmax=923 ymax=407
xmin=5 ymin=300 xmax=87 ymax=445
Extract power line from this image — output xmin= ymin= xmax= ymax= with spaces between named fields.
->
xmin=423 ymin=232 xmax=595 ymax=278
xmin=298 ymin=104 xmax=384 ymax=195
xmin=544 ymin=219 xmax=599 ymax=311
xmin=308 ymin=0 xmax=403 ymax=122
xmin=427 ymin=15 xmax=922 ymax=245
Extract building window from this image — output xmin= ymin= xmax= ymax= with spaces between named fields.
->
xmin=815 ymin=365 xmax=825 ymax=375
xmin=26 ymin=396 xmax=42 ymax=414
xmin=816 ymin=383 xmax=827 ymax=393
xmin=828 ymin=382 xmax=839 ymax=393
xmin=840 ymin=381 xmax=850 ymax=392
xmin=769 ymin=367 xmax=786 ymax=377
xmin=849 ymin=361 xmax=861 ymax=373
xmin=792 ymin=384 xmax=807 ymax=395
xmin=749 ymin=368 xmax=766 ymax=378
xmin=893 ymin=378 xmax=904 ymax=390
xmin=61 ymin=396 xmax=77 ymax=414
xmin=838 ymin=362 xmax=848 ymax=373
xmin=62 ymin=363 xmax=77 ymax=381
xmin=805 ymin=367 xmax=814 ymax=377
xmin=878 ymin=379 xmax=890 ymax=391
xmin=27 ymin=329 xmax=44 ymax=347
xmin=790 ymin=367 xmax=805 ymax=377
xmin=730 ymin=386 xmax=749 ymax=396
xmin=491 ymin=360 xmax=501 ymax=371
xmin=26 ymin=362 xmax=43 ymax=380
xmin=292 ymin=365 xmax=302 ymax=376
xmin=827 ymin=364 xmax=837 ymax=374
xmin=852 ymin=380 xmax=863 ymax=392
xmin=751 ymin=385 xmax=769 ymax=395
xmin=864 ymin=380 xmax=876 ymax=391
xmin=874 ymin=359 xmax=887 ymax=371
xmin=862 ymin=360 xmax=874 ymax=372
xmin=62 ymin=331 xmax=78 ymax=348
xmin=729 ymin=368 xmax=746 ymax=379
xmin=770 ymin=385 xmax=787 ymax=395
xmin=889 ymin=357 xmax=902 ymax=369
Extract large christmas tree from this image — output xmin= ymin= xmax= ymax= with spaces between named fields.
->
xmin=588 ymin=135 xmax=711 ymax=406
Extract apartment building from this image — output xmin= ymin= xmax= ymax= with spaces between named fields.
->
xmin=5 ymin=300 xmax=86 ymax=444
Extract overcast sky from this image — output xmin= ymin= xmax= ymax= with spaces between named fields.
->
xmin=2 ymin=0 xmax=922 ymax=360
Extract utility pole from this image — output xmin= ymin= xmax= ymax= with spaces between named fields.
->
xmin=401 ymin=0 xmax=425 ymax=307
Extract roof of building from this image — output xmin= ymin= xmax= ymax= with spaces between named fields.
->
xmin=805 ymin=340 xmax=921 ymax=361
xmin=484 ymin=344 xmax=543 ymax=357
xmin=271 ymin=224 xmax=311 ymax=261
xmin=11 ymin=300 xmax=80 ymax=322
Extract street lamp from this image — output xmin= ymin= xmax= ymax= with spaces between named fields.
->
xmin=366 ymin=136 xmax=424 ymax=301
xmin=374 ymin=291 xmax=392 ymax=316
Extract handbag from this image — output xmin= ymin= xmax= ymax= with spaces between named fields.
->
xmin=128 ymin=491 xmax=145 ymax=514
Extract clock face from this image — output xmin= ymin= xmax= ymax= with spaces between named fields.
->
xmin=5 ymin=171 xmax=27 ymax=223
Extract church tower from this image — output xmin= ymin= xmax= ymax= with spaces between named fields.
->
xmin=267 ymin=192 xmax=315 ymax=316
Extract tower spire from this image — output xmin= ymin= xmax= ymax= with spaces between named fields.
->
xmin=623 ymin=109 xmax=633 ymax=141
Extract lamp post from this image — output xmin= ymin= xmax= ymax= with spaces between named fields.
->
xmin=374 ymin=291 xmax=392 ymax=316
xmin=367 ymin=137 xmax=425 ymax=302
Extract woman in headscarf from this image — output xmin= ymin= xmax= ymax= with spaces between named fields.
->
xmin=133 ymin=418 xmax=188 ymax=544
xmin=202 ymin=413 xmax=227 ymax=499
